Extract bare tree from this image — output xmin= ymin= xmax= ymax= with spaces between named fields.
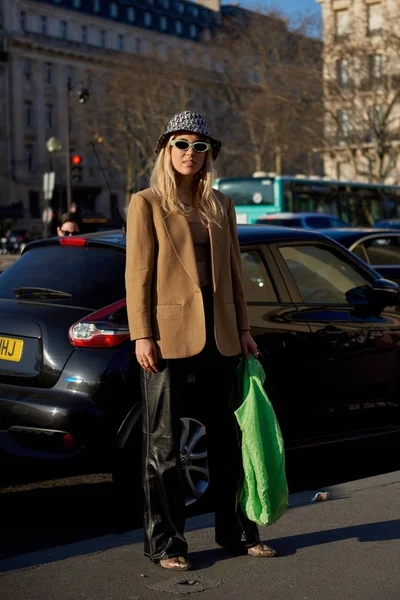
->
xmin=210 ymin=7 xmax=323 ymax=177
xmin=308 ymin=12 xmax=400 ymax=184
xmin=85 ymin=51 xmax=215 ymax=206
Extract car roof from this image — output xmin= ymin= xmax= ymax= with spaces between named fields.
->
xmin=259 ymin=212 xmax=338 ymax=219
xmin=318 ymin=228 xmax=400 ymax=247
xmin=24 ymin=224 xmax=346 ymax=256
xmin=53 ymin=225 xmax=337 ymax=247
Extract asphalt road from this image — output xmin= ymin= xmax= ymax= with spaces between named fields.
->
xmin=1 ymin=470 xmax=399 ymax=600
xmin=1 ymin=435 xmax=399 ymax=562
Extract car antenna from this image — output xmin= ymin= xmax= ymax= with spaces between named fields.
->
xmin=90 ymin=140 xmax=126 ymax=234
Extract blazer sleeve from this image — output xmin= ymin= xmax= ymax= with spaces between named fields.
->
xmin=227 ymin=197 xmax=250 ymax=332
xmin=125 ymin=193 xmax=155 ymax=341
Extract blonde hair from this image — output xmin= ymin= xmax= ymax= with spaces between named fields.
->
xmin=150 ymin=136 xmax=225 ymax=227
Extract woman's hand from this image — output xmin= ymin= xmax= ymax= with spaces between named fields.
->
xmin=135 ymin=338 xmax=159 ymax=373
xmin=240 ymin=330 xmax=260 ymax=361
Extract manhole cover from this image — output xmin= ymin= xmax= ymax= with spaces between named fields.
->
xmin=147 ymin=575 xmax=222 ymax=595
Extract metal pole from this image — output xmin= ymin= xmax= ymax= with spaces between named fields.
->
xmin=65 ymin=83 xmax=72 ymax=210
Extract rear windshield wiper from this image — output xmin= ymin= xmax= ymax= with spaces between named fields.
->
xmin=13 ymin=287 xmax=73 ymax=299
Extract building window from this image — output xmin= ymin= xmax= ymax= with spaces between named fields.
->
xmin=25 ymin=101 xmax=33 ymax=127
xmin=144 ymin=12 xmax=152 ymax=27
xmin=100 ymin=30 xmax=106 ymax=47
xmin=135 ymin=38 xmax=141 ymax=53
xmin=66 ymin=66 xmax=74 ymax=88
xmin=337 ymin=109 xmax=350 ymax=144
xmin=29 ymin=191 xmax=40 ymax=219
xmin=163 ymin=0 xmax=169 ymax=8
xmin=40 ymin=15 xmax=48 ymax=35
xmin=93 ymin=0 xmax=100 ymax=13
xmin=81 ymin=25 xmax=87 ymax=43
xmin=20 ymin=11 xmax=26 ymax=31
xmin=192 ymin=6 xmax=199 ymax=17
xmin=45 ymin=62 xmax=53 ymax=84
xmin=177 ymin=2 xmax=184 ymax=13
xmin=336 ymin=58 xmax=349 ymax=88
xmin=335 ymin=9 xmax=349 ymax=38
xmin=160 ymin=16 xmax=168 ymax=31
xmin=25 ymin=144 xmax=34 ymax=172
xmin=60 ymin=20 xmax=68 ymax=39
xmin=175 ymin=20 xmax=183 ymax=35
xmin=110 ymin=2 xmax=118 ymax=18
xmin=46 ymin=103 xmax=54 ymax=129
xmin=118 ymin=34 xmax=124 ymax=51
xmin=148 ymin=0 xmax=154 ymax=5
xmin=73 ymin=0 xmax=81 ymax=7
xmin=368 ymin=3 xmax=382 ymax=36
xmin=23 ymin=58 xmax=32 ymax=81
xmin=127 ymin=7 xmax=135 ymax=21
xmin=369 ymin=54 xmax=382 ymax=83
xmin=190 ymin=24 xmax=197 ymax=38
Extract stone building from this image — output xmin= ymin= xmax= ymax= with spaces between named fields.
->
xmin=0 ymin=0 xmax=220 ymax=229
xmin=316 ymin=0 xmax=400 ymax=183
xmin=0 ymin=0 xmax=323 ymax=232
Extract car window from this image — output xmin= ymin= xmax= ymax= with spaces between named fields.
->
xmin=258 ymin=218 xmax=302 ymax=227
xmin=304 ymin=216 xmax=332 ymax=228
xmin=240 ymin=249 xmax=277 ymax=302
xmin=0 ymin=245 xmax=126 ymax=309
xmin=363 ymin=237 xmax=400 ymax=265
xmin=330 ymin=217 xmax=348 ymax=227
xmin=351 ymin=242 xmax=369 ymax=262
xmin=279 ymin=245 xmax=372 ymax=304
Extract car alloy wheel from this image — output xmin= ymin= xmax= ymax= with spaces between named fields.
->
xmin=180 ymin=417 xmax=209 ymax=506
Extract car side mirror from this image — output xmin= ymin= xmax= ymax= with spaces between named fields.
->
xmin=366 ymin=278 xmax=400 ymax=310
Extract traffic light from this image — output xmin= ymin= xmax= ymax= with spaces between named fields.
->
xmin=71 ymin=155 xmax=83 ymax=183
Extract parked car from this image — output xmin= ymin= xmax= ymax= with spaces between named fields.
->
xmin=373 ymin=219 xmax=400 ymax=229
xmin=5 ymin=229 xmax=30 ymax=254
xmin=256 ymin=212 xmax=349 ymax=229
xmin=319 ymin=228 xmax=400 ymax=285
xmin=0 ymin=226 xmax=400 ymax=505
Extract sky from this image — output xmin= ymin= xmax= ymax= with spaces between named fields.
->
xmin=267 ymin=0 xmax=320 ymax=17
xmin=221 ymin=0 xmax=322 ymax=36
xmin=222 ymin=0 xmax=321 ymax=18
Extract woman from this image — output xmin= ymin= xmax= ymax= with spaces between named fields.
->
xmin=125 ymin=111 xmax=276 ymax=571
xmin=57 ymin=212 xmax=80 ymax=237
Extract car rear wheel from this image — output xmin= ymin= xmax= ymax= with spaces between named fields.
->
xmin=113 ymin=416 xmax=210 ymax=509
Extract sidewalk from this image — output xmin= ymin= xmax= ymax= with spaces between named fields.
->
xmin=1 ymin=471 xmax=399 ymax=600
xmin=0 ymin=253 xmax=19 ymax=274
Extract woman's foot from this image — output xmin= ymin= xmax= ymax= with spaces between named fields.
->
xmin=159 ymin=556 xmax=192 ymax=570
xmin=247 ymin=543 xmax=277 ymax=557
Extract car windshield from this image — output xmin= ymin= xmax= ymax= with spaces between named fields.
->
xmin=0 ymin=245 xmax=126 ymax=309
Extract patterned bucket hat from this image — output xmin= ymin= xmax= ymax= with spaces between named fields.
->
xmin=154 ymin=111 xmax=222 ymax=161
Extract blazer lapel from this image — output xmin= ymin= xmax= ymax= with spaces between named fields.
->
xmin=209 ymin=220 xmax=223 ymax=293
xmin=163 ymin=212 xmax=200 ymax=288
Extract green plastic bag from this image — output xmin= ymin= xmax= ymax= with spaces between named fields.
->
xmin=234 ymin=355 xmax=288 ymax=526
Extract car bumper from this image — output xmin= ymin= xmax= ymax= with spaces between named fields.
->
xmin=0 ymin=387 xmax=103 ymax=460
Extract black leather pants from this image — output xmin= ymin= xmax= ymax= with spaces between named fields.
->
xmin=140 ymin=287 xmax=260 ymax=562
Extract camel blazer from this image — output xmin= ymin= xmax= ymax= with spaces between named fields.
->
xmin=125 ymin=187 xmax=249 ymax=359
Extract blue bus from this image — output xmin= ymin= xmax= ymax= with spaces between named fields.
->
xmin=213 ymin=174 xmax=400 ymax=227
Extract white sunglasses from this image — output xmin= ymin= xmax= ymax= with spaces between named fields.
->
xmin=169 ymin=139 xmax=211 ymax=153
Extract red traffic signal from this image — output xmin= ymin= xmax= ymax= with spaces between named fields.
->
xmin=71 ymin=155 xmax=82 ymax=165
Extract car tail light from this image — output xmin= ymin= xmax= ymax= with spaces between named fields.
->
xmin=59 ymin=237 xmax=87 ymax=246
xmin=69 ymin=299 xmax=130 ymax=348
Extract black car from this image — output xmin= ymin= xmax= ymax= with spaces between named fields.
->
xmin=255 ymin=212 xmax=349 ymax=229
xmin=0 ymin=226 xmax=400 ymax=504
xmin=319 ymin=228 xmax=400 ymax=285
xmin=5 ymin=229 xmax=30 ymax=254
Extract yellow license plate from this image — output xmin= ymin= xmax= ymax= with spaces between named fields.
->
xmin=0 ymin=337 xmax=24 ymax=362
